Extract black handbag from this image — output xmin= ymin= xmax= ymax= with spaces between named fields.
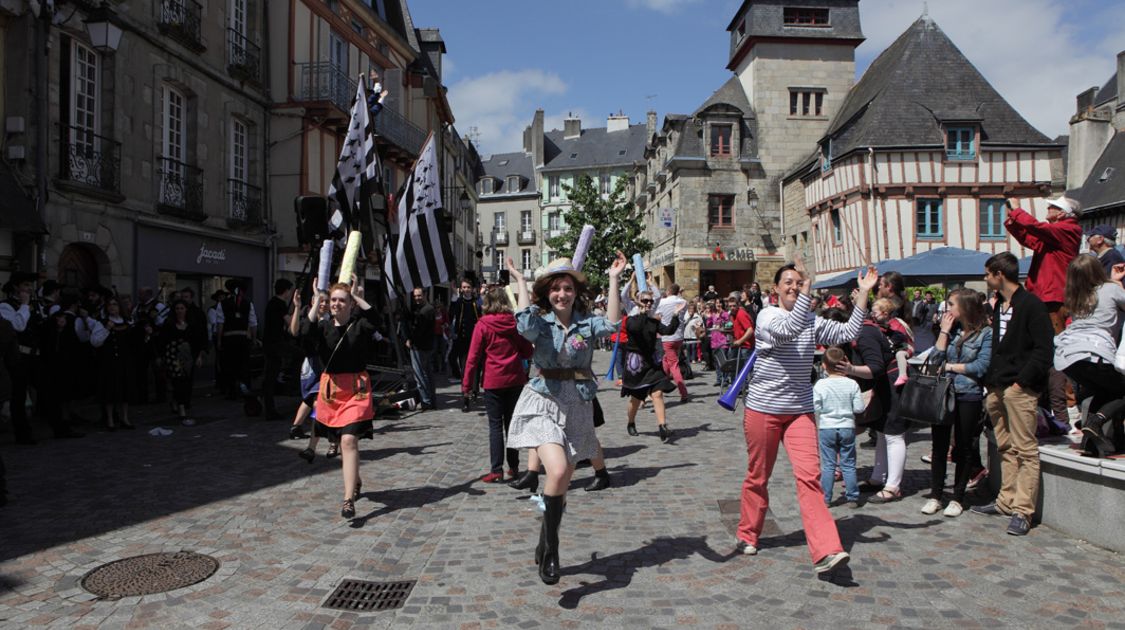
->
xmin=898 ymin=357 xmax=955 ymax=426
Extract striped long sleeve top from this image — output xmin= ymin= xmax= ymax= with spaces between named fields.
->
xmin=745 ymin=293 xmax=867 ymax=415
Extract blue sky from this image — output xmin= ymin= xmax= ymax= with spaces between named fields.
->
xmin=409 ymin=0 xmax=1124 ymax=156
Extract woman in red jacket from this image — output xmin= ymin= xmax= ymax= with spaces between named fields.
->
xmin=464 ymin=286 xmax=535 ymax=483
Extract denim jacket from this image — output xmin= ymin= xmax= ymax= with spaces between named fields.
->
xmin=930 ymin=326 xmax=993 ymax=397
xmin=516 ymin=305 xmax=617 ymax=401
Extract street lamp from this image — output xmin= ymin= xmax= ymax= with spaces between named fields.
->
xmin=459 ymin=192 xmax=471 ymax=213
xmin=84 ymin=8 xmax=123 ymax=53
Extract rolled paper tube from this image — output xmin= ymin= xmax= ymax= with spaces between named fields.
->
xmin=572 ymin=224 xmax=596 ymax=271
xmin=633 ymin=254 xmax=648 ymax=292
xmin=338 ymin=231 xmax=362 ymax=285
xmin=317 ymin=240 xmax=334 ymax=291
xmin=505 ymin=285 xmax=517 ymax=309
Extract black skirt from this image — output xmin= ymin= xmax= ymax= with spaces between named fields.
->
xmin=314 ymin=419 xmax=373 ymax=440
xmin=620 ymin=349 xmax=675 ymax=401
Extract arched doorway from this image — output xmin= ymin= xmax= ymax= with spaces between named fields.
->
xmin=57 ymin=243 xmax=102 ymax=289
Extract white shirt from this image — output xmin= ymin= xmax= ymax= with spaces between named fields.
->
xmin=655 ymin=294 xmax=687 ymax=342
xmin=0 ymin=302 xmax=31 ymax=332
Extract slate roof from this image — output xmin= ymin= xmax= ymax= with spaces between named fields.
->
xmin=693 ymin=76 xmax=754 ymax=117
xmin=1074 ymin=131 xmax=1125 ymax=214
xmin=727 ymin=0 xmax=863 ymax=68
xmin=541 ymin=123 xmax=648 ymax=173
xmin=820 ymin=16 xmax=1055 ymax=161
xmin=479 ymin=151 xmax=538 ymax=195
xmin=1094 ymin=72 xmax=1117 ymax=107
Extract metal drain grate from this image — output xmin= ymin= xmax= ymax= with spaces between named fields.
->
xmin=81 ymin=551 xmax=219 ymax=599
xmin=322 ymin=579 xmax=416 ymax=612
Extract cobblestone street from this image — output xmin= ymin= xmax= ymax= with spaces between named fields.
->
xmin=2 ymin=353 xmax=1124 ymax=629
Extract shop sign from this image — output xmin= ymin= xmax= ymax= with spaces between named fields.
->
xmin=727 ymin=247 xmax=756 ymax=262
xmin=660 ymin=207 xmax=674 ymax=229
xmin=196 ymin=243 xmax=228 ymax=265
xmin=651 ymin=248 xmax=675 ymax=268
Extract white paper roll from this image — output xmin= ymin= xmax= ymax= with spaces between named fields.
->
xmin=317 ymin=240 xmax=334 ymax=291
xmin=338 ymin=231 xmax=362 ymax=285
xmin=572 ymin=224 xmax=595 ymax=271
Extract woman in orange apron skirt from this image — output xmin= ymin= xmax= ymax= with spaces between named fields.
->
xmin=306 ymin=277 xmax=378 ymax=518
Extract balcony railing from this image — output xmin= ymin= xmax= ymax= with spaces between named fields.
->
xmin=226 ymin=28 xmax=260 ymax=82
xmin=493 ymin=229 xmax=508 ymax=245
xmin=547 ymin=228 xmax=564 ymax=239
xmin=60 ymin=125 xmax=121 ymax=195
xmin=157 ymin=156 xmax=204 ymax=220
xmin=295 ymin=62 xmax=355 ymax=114
xmin=227 ymin=179 xmax=262 ymax=226
xmin=518 ymin=229 xmax=537 ymax=245
xmin=372 ymin=105 xmax=426 ymax=157
xmin=157 ymin=0 xmax=204 ymax=51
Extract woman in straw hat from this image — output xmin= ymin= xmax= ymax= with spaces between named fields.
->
xmin=505 ymin=251 xmax=625 ymax=585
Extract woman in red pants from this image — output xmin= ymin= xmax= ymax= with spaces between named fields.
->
xmin=736 ymin=257 xmax=877 ymax=574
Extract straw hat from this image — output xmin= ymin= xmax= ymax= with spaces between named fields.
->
xmin=531 ymin=257 xmax=588 ymax=296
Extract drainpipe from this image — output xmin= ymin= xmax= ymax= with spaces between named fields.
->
xmin=33 ymin=3 xmax=51 ymax=274
xmin=262 ymin=0 xmax=275 ymax=286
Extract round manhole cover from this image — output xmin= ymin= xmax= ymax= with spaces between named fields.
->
xmin=81 ymin=551 xmax=220 ymax=599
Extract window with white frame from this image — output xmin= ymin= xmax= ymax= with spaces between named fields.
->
xmin=520 ymin=210 xmax=532 ymax=232
xmin=479 ymin=177 xmax=494 ymax=195
xmin=162 ymin=85 xmax=186 ymax=164
xmin=548 ymin=212 xmax=561 ymax=234
xmin=493 ymin=212 xmax=506 ymax=230
xmin=600 ymin=174 xmax=611 ymax=195
xmin=71 ymin=41 xmax=99 ymax=152
xmin=229 ymin=117 xmax=248 ymax=219
xmin=521 ymin=249 xmax=532 ymax=271
xmin=229 ymin=0 xmax=247 ymax=36
xmin=493 ymin=248 xmax=504 ymax=269
xmin=507 ymin=175 xmax=521 ymax=193
xmin=548 ymin=175 xmax=559 ymax=199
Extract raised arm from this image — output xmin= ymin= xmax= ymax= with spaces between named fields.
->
xmin=815 ymin=266 xmax=876 ymax=346
xmin=508 ymin=256 xmax=530 ymax=310
xmin=605 ymin=251 xmax=626 ymax=325
xmin=308 ymin=277 xmax=323 ymax=323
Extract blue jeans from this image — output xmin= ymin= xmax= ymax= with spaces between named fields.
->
xmin=818 ymin=427 xmax=858 ymax=503
xmin=410 ymin=347 xmax=436 ymax=406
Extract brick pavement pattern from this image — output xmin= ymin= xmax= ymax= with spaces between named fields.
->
xmin=2 ymin=353 xmax=1125 ymax=628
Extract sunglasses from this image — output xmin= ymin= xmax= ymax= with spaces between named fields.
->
xmin=639 ymin=299 xmax=654 ymax=305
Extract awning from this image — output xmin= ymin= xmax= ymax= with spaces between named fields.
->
xmin=0 ymin=163 xmax=47 ymax=233
xmin=813 ymin=247 xmax=1031 ymax=290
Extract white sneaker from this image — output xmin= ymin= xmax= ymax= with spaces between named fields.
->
xmin=921 ymin=498 xmax=942 ymax=515
xmin=735 ymin=540 xmax=758 ymax=555
xmin=943 ymin=501 xmax=963 ymax=517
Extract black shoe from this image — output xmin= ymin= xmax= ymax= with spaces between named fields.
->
xmin=1006 ymin=512 xmax=1030 ymax=536
xmin=298 ymin=447 xmax=314 ymax=463
xmin=341 ymin=499 xmax=355 ymax=519
xmin=54 ymin=429 xmax=85 ymax=439
xmin=509 ymin=470 xmax=539 ymax=493
xmin=461 ymin=397 xmax=471 ymax=413
xmin=326 ymin=442 xmax=340 ymax=459
xmin=289 ymin=425 xmax=309 ymax=440
xmin=627 ymin=423 xmax=639 ymax=437
xmin=970 ymin=502 xmax=1005 ymax=517
xmin=352 ymin=480 xmax=363 ymax=502
xmin=539 ymin=494 xmax=564 ymax=585
xmin=585 ymin=472 xmax=611 ymax=492
xmin=659 ymin=425 xmax=673 ymax=442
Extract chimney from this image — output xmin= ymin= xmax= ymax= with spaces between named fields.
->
xmin=1076 ymin=87 xmax=1099 ymax=115
xmin=532 ymin=109 xmax=545 ymax=167
xmin=607 ymin=111 xmax=630 ymax=133
xmin=646 ymin=110 xmax=657 ymax=138
xmin=1118 ymin=50 xmax=1125 ymax=109
xmin=417 ymin=29 xmax=446 ymax=82
xmin=563 ymin=114 xmax=581 ymax=139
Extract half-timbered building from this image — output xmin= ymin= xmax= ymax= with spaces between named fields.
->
xmin=782 ymin=15 xmax=1066 ymax=281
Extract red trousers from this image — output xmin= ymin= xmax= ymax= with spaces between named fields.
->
xmin=661 ymin=340 xmax=688 ymax=397
xmin=738 ymin=408 xmax=844 ymax=563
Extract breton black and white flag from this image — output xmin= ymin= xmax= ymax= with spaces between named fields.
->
xmin=384 ymin=134 xmax=455 ymax=296
xmin=327 ymin=77 xmax=380 ymax=237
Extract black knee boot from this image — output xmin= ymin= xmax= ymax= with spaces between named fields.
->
xmin=509 ymin=469 xmax=539 ymax=493
xmin=539 ymin=494 xmax=564 ymax=585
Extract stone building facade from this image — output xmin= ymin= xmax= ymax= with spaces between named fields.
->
xmin=1067 ymin=51 xmax=1125 ymax=237
xmin=2 ymin=0 xmax=272 ymax=305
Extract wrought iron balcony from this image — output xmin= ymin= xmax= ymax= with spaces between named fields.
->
xmin=59 ymin=125 xmax=121 ymax=196
xmin=547 ymin=228 xmax=564 ymax=239
xmin=226 ymin=28 xmax=260 ymax=83
xmin=372 ymin=105 xmax=426 ymax=157
xmin=157 ymin=0 xmax=204 ymax=51
xmin=156 ymin=156 xmax=205 ymax=220
xmin=517 ymin=229 xmax=537 ymax=245
xmin=227 ymin=179 xmax=262 ymax=226
xmin=493 ymin=229 xmax=509 ymax=245
xmin=294 ymin=62 xmax=355 ymax=114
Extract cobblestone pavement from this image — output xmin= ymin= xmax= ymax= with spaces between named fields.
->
xmin=2 ymin=353 xmax=1124 ymax=629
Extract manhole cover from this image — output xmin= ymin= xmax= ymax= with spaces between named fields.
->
xmin=81 ymin=551 xmax=219 ymax=599
xmin=322 ymin=579 xmax=416 ymax=612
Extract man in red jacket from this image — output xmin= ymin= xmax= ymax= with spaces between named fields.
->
xmin=1004 ymin=196 xmax=1082 ymax=420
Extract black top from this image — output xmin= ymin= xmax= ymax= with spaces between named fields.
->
xmin=408 ymin=302 xmax=436 ymax=351
xmin=850 ymin=321 xmax=897 ymax=432
xmin=161 ymin=317 xmax=207 ymax=359
xmin=307 ymin=309 xmax=377 ymax=374
xmin=625 ymin=313 xmax=680 ymax=360
xmin=449 ymin=298 xmax=479 ymax=338
xmin=263 ymin=296 xmax=290 ymax=344
xmin=1099 ymin=248 xmax=1125 ymax=276
xmin=221 ymin=296 xmax=252 ymax=332
xmin=985 ymin=287 xmax=1054 ymax=392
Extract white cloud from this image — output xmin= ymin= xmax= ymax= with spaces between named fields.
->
xmin=857 ymin=0 xmax=1124 ymax=138
xmin=447 ymin=69 xmax=568 ymax=155
xmin=624 ymin=0 xmax=703 ymax=14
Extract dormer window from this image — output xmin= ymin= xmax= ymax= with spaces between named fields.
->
xmin=819 ymin=139 xmax=832 ymax=173
xmin=736 ymin=19 xmax=746 ymax=38
xmin=478 ymin=177 xmax=495 ymax=195
xmin=506 ymin=175 xmax=521 ymax=193
xmin=783 ymin=7 xmax=829 ymax=26
xmin=710 ymin=124 xmax=732 ymax=157
xmin=945 ymin=126 xmax=976 ymax=160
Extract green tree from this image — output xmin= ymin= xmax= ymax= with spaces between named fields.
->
xmin=546 ymin=174 xmax=652 ymax=289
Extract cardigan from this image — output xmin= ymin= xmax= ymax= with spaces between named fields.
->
xmin=984 ymin=287 xmax=1054 ymax=392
